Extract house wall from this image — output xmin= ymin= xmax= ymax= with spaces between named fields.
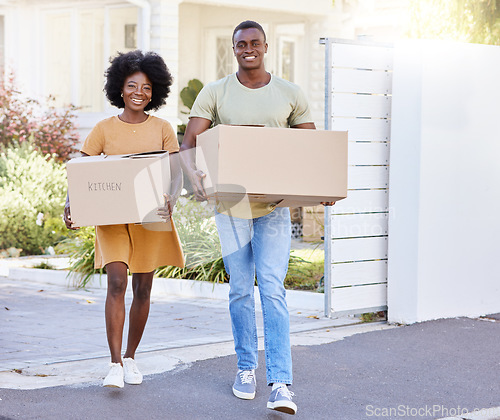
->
xmin=182 ymin=0 xmax=333 ymax=15
xmin=2 ymin=3 xmax=38 ymax=95
xmin=1 ymin=0 xmax=409 ymax=140
xmin=178 ymin=2 xmax=342 ymax=128
xmin=2 ymin=1 xmax=148 ymax=142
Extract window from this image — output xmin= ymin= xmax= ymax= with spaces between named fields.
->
xmin=108 ymin=7 xmax=138 ymax=58
xmin=280 ymin=39 xmax=295 ymax=82
xmin=216 ymin=36 xmax=233 ymax=80
xmin=275 ymin=23 xmax=304 ymax=86
xmin=125 ymin=24 xmax=137 ymax=49
xmin=204 ymin=28 xmax=236 ymax=82
xmin=42 ymin=6 xmax=138 ymax=112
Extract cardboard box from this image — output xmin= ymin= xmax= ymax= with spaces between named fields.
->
xmin=66 ymin=151 xmax=171 ymax=227
xmin=195 ymin=125 xmax=347 ymax=208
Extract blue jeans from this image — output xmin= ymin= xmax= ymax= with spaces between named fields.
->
xmin=215 ymin=207 xmax=292 ymax=385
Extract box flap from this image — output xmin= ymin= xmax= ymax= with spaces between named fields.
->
xmin=123 ymin=150 xmax=169 ymax=159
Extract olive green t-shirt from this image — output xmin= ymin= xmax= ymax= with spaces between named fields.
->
xmin=190 ymin=73 xmax=313 ymax=218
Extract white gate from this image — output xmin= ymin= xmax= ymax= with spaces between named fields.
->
xmin=321 ymin=38 xmax=393 ymax=317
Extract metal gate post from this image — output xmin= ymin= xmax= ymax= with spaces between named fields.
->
xmin=321 ymin=37 xmax=333 ymax=318
xmin=324 ymin=205 xmax=332 ymax=318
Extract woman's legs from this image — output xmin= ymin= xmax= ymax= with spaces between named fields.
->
xmin=105 ymin=261 xmax=128 ymax=364
xmin=105 ymin=261 xmax=154 ymax=362
xmin=124 ymin=271 xmax=154 ymax=359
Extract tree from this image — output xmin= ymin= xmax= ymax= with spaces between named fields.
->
xmin=407 ymin=0 xmax=500 ymax=45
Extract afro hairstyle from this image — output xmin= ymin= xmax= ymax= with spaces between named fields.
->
xmin=104 ymin=50 xmax=172 ymax=112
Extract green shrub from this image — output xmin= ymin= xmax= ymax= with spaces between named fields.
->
xmin=158 ymin=197 xmax=325 ymax=290
xmin=59 ymin=196 xmax=226 ymax=288
xmin=180 ymin=79 xmax=204 ymax=112
xmin=360 ymin=311 xmax=387 ymax=323
xmin=61 ymin=194 xmax=326 ymax=290
xmin=286 ymin=248 xmax=325 ymax=292
xmin=32 ymin=261 xmax=56 ymax=270
xmin=0 ymin=73 xmax=79 ymax=161
xmin=56 ymin=226 xmax=103 ymax=288
xmin=0 ymin=143 xmax=68 ymax=255
xmin=156 ymin=195 xmax=228 ymax=283
xmin=177 ymin=79 xmax=204 ymax=135
xmin=0 ymin=247 xmax=22 ymax=258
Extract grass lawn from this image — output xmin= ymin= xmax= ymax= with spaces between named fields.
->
xmin=286 ymin=247 xmax=324 ymax=292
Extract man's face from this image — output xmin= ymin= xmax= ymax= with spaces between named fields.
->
xmin=233 ymin=28 xmax=268 ymax=70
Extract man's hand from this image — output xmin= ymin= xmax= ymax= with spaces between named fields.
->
xmin=179 ymin=116 xmax=212 ymax=202
xmin=63 ymin=202 xmax=79 ymax=230
xmin=321 ymin=201 xmax=336 ymax=206
xmin=190 ymin=170 xmax=208 ymax=202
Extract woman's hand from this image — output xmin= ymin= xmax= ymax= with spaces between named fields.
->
xmin=157 ymin=193 xmax=175 ymax=221
xmin=63 ymin=202 xmax=79 ymax=230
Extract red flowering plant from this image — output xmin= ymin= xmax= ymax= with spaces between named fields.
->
xmin=0 ymin=73 xmax=79 ymax=162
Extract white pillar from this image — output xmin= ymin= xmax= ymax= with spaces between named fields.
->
xmin=149 ymin=0 xmax=180 ymax=128
xmin=388 ymin=39 xmax=500 ymax=324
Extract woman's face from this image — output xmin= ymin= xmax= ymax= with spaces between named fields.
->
xmin=121 ymin=71 xmax=153 ymax=112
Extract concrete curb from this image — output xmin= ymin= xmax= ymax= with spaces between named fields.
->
xmin=6 ymin=267 xmax=324 ymax=311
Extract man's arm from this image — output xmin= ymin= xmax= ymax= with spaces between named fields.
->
xmin=291 ymin=122 xmax=316 ymax=130
xmin=179 ymin=117 xmax=212 ymax=201
xmin=157 ymin=151 xmax=183 ymax=221
xmin=168 ymin=151 xmax=183 ymax=205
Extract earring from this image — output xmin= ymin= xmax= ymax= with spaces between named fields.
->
xmin=121 ymin=93 xmax=123 ymax=97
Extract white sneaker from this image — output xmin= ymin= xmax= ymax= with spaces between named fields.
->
xmin=103 ymin=362 xmax=124 ymax=388
xmin=123 ymin=357 xmax=143 ymax=385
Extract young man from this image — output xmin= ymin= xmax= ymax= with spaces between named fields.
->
xmin=180 ymin=20 xmax=316 ymax=415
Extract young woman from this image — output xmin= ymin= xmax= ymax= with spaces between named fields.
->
xmin=64 ymin=50 xmax=184 ymax=388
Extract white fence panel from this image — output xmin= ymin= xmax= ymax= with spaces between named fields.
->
xmin=331 ymin=237 xmax=388 ymax=263
xmin=331 ymin=117 xmax=391 ymax=141
xmin=332 ymin=68 xmax=392 ymax=94
xmin=348 ymin=166 xmax=389 ymax=190
xmin=332 ymin=93 xmax=391 ymax=118
xmin=331 ymin=43 xmax=393 ymax=70
xmin=332 ymin=213 xmax=389 ymax=239
xmin=331 ymin=260 xmax=388 ymax=287
xmin=323 ymin=38 xmax=393 ymax=317
xmin=348 ymin=142 xmax=390 ymax=165
xmin=331 ymin=283 xmax=387 ymax=313
xmin=333 ymin=189 xmax=388 ymax=214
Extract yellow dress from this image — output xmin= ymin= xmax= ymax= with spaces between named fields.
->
xmin=80 ymin=115 xmax=185 ymax=272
